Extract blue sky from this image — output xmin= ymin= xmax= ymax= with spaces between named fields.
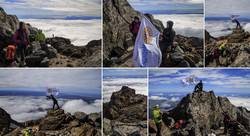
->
xmin=149 ymin=69 xmax=250 ymax=94
xmin=205 ymin=0 xmax=250 ymax=17
xmin=127 ymin=0 xmax=203 ymax=14
xmin=0 ymin=69 xmax=101 ymax=95
xmin=0 ymin=0 xmax=101 ymax=19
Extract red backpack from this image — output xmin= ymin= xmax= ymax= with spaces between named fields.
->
xmin=5 ymin=45 xmax=16 ymax=61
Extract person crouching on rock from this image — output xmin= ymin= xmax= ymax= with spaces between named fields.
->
xmin=13 ymin=22 xmax=30 ymax=67
xmin=194 ymin=80 xmax=203 ymax=93
xmin=160 ymin=21 xmax=176 ymax=53
xmin=35 ymin=29 xmax=46 ymax=42
xmin=129 ymin=16 xmax=141 ymax=42
xmin=47 ymin=95 xmax=60 ymax=109
xmin=222 ymin=111 xmax=231 ymax=135
xmin=153 ymin=104 xmax=163 ymax=136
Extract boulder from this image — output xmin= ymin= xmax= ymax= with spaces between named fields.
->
xmin=74 ymin=112 xmax=88 ymax=122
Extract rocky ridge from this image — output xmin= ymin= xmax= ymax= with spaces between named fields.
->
xmin=103 ymin=86 xmax=147 ymax=136
xmin=0 ymin=7 xmax=101 ymax=67
xmin=103 ymin=0 xmax=203 ymax=67
xmin=205 ymin=29 xmax=250 ymax=67
xmin=0 ymin=108 xmax=101 ymax=136
xmin=149 ymin=90 xmax=250 ymax=136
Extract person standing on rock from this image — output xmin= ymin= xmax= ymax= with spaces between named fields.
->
xmin=213 ymin=47 xmax=220 ymax=66
xmin=160 ymin=21 xmax=176 ymax=53
xmin=222 ymin=112 xmax=231 ymax=135
xmin=194 ymin=80 xmax=203 ymax=92
xmin=232 ymin=19 xmax=242 ymax=29
xmin=153 ymin=104 xmax=163 ymax=136
xmin=47 ymin=95 xmax=60 ymax=109
xmin=219 ymin=42 xmax=228 ymax=57
xmin=35 ymin=29 xmax=46 ymax=41
xmin=13 ymin=22 xmax=30 ymax=67
xmin=129 ymin=16 xmax=141 ymax=42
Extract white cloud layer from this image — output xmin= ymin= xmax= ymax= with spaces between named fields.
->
xmin=228 ymin=97 xmax=250 ymax=111
xmin=21 ymin=19 xmax=101 ymax=46
xmin=149 ymin=96 xmax=168 ymax=100
xmin=153 ymin=14 xmax=204 ymax=38
xmin=206 ymin=20 xmax=250 ymax=37
xmin=103 ymin=78 xmax=147 ymax=102
xmin=0 ymin=96 xmax=101 ymax=122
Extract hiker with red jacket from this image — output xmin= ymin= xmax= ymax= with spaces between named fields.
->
xmin=213 ymin=47 xmax=220 ymax=66
xmin=13 ymin=22 xmax=30 ymax=67
xmin=129 ymin=16 xmax=141 ymax=42
xmin=222 ymin=112 xmax=231 ymax=135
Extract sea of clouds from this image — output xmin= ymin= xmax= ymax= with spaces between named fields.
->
xmin=228 ymin=97 xmax=250 ymax=111
xmin=153 ymin=14 xmax=204 ymax=38
xmin=206 ymin=20 xmax=250 ymax=37
xmin=0 ymin=96 xmax=101 ymax=122
xmin=103 ymin=77 xmax=147 ymax=103
xmin=21 ymin=19 xmax=101 ymax=46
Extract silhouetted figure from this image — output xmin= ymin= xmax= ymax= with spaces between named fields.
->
xmin=194 ymin=80 xmax=203 ymax=92
xmin=47 ymin=95 xmax=60 ymax=109
xmin=233 ymin=19 xmax=242 ymax=29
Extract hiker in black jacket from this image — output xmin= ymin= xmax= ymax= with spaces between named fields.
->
xmin=160 ymin=21 xmax=176 ymax=53
xmin=194 ymin=80 xmax=203 ymax=92
xmin=47 ymin=95 xmax=60 ymax=109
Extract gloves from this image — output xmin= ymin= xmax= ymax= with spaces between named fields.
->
xmin=157 ymin=116 xmax=162 ymax=120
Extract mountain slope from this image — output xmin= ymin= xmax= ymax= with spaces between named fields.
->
xmin=149 ymin=90 xmax=250 ymax=136
xmin=103 ymin=0 xmax=203 ymax=67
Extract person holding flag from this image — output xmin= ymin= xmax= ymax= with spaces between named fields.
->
xmin=46 ymin=87 xmax=60 ymax=109
xmin=133 ymin=16 xmax=162 ymax=67
xmin=129 ymin=16 xmax=141 ymax=42
xmin=160 ymin=21 xmax=176 ymax=53
xmin=231 ymin=15 xmax=241 ymax=29
xmin=194 ymin=80 xmax=203 ymax=93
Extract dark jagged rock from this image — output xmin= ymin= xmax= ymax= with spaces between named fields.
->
xmin=1 ymin=108 xmax=101 ymax=136
xmin=0 ymin=108 xmax=22 ymax=135
xmin=103 ymin=0 xmax=203 ymax=67
xmin=103 ymin=86 xmax=147 ymax=136
xmin=0 ymin=7 xmax=101 ymax=67
xmin=149 ymin=90 xmax=250 ymax=136
xmin=205 ymin=29 xmax=250 ymax=67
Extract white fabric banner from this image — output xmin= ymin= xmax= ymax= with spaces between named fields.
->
xmin=133 ymin=16 xmax=162 ymax=67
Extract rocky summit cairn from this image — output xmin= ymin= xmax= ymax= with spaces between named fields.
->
xmin=0 ymin=108 xmax=101 ymax=136
xmin=103 ymin=86 xmax=147 ymax=136
xmin=205 ymin=29 xmax=250 ymax=67
xmin=0 ymin=7 xmax=101 ymax=67
xmin=103 ymin=0 xmax=203 ymax=67
xmin=149 ymin=90 xmax=250 ymax=136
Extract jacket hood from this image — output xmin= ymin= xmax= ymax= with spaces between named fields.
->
xmin=19 ymin=22 xmax=24 ymax=30
xmin=167 ymin=20 xmax=174 ymax=29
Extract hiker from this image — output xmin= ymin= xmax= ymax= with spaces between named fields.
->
xmin=232 ymin=19 xmax=242 ymax=29
xmin=24 ymin=129 xmax=32 ymax=136
xmin=213 ymin=47 xmax=220 ymax=66
xmin=35 ymin=29 xmax=46 ymax=41
xmin=222 ymin=112 xmax=231 ymax=135
xmin=160 ymin=21 xmax=176 ymax=53
xmin=13 ymin=22 xmax=30 ymax=67
xmin=129 ymin=16 xmax=141 ymax=42
xmin=219 ymin=42 xmax=228 ymax=57
xmin=173 ymin=120 xmax=187 ymax=129
xmin=153 ymin=105 xmax=163 ymax=136
xmin=47 ymin=95 xmax=60 ymax=109
xmin=194 ymin=80 xmax=203 ymax=92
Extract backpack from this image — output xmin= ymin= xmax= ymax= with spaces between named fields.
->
xmin=5 ymin=45 xmax=16 ymax=61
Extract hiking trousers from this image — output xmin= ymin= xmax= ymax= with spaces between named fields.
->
xmin=17 ymin=44 xmax=27 ymax=62
xmin=156 ymin=122 xmax=162 ymax=136
xmin=53 ymin=102 xmax=60 ymax=109
xmin=224 ymin=122 xmax=230 ymax=134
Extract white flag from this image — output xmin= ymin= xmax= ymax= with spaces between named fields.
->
xmin=133 ymin=16 xmax=162 ymax=67
xmin=181 ymin=75 xmax=196 ymax=87
xmin=46 ymin=87 xmax=59 ymax=96
xmin=231 ymin=14 xmax=240 ymax=20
